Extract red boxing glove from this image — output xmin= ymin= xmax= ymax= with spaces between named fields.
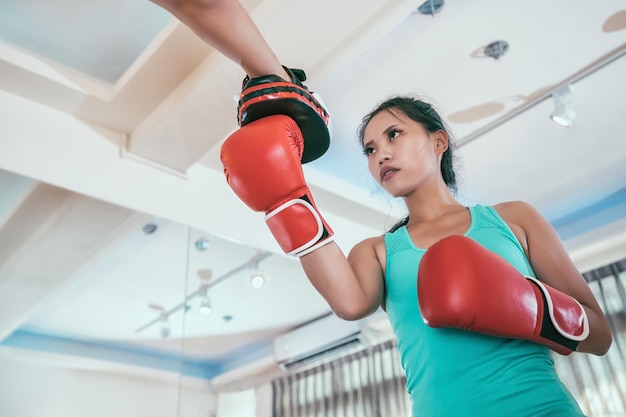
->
xmin=220 ymin=115 xmax=334 ymax=256
xmin=417 ymin=235 xmax=589 ymax=355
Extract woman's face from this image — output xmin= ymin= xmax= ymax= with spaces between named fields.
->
xmin=362 ymin=108 xmax=447 ymax=198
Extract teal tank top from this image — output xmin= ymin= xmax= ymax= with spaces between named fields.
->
xmin=384 ymin=205 xmax=584 ymax=417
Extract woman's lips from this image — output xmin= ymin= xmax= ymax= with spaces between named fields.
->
xmin=380 ymin=167 xmax=398 ymax=182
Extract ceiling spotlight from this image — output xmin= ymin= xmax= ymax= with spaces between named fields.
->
xmin=250 ymin=272 xmax=265 ymax=289
xmin=550 ymin=84 xmax=575 ymax=127
xmin=198 ymin=298 xmax=212 ymax=316
xmin=249 ymin=261 xmax=265 ymax=289
xmin=417 ymin=0 xmax=444 ymax=15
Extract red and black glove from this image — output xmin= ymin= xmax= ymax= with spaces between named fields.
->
xmin=417 ymin=235 xmax=589 ymax=355
xmin=237 ymin=66 xmax=330 ymax=163
xmin=220 ymin=114 xmax=333 ymax=256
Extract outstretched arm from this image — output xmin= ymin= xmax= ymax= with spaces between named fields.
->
xmin=150 ymin=0 xmax=289 ymax=79
xmin=220 ymin=114 xmax=383 ymax=320
xmin=300 ymin=238 xmax=386 ymax=321
xmin=166 ymin=0 xmax=377 ymax=317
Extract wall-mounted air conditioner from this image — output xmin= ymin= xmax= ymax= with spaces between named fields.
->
xmin=211 ymin=310 xmax=394 ymax=392
xmin=273 ymin=313 xmax=365 ymax=371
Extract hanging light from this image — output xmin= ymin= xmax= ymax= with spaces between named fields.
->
xmin=250 ymin=261 xmax=265 ymax=289
xmin=136 ymin=252 xmax=273 ymax=335
xmin=550 ymin=84 xmax=576 ymax=127
xmin=159 ymin=316 xmax=170 ymax=338
xmin=250 ymin=272 xmax=265 ymax=289
xmin=198 ymin=297 xmax=212 ymax=315
xmin=197 ymin=282 xmax=212 ymax=315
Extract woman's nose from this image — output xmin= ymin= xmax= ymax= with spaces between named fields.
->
xmin=377 ymin=147 xmax=390 ymax=165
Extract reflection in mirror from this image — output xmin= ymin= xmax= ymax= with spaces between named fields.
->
xmin=0 ymin=168 xmax=336 ymax=416
xmin=177 ymin=225 xmax=333 ymax=416
xmin=0 ymin=169 xmax=207 ymax=415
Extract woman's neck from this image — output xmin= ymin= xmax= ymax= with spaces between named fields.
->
xmin=403 ymin=182 xmax=463 ymax=224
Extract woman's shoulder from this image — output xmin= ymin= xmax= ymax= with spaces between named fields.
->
xmin=493 ymin=200 xmax=554 ymax=249
xmin=491 ymin=201 xmax=543 ymax=256
xmin=492 ymin=200 xmax=538 ymax=220
xmin=352 ymin=234 xmax=386 ymax=253
xmin=349 ymin=234 xmax=387 ymax=266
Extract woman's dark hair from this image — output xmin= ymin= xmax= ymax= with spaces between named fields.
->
xmin=357 ymin=96 xmax=458 ymax=232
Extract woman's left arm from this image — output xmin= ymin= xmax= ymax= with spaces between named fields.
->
xmin=497 ymin=200 xmax=613 ymax=355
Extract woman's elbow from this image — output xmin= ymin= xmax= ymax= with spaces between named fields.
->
xmin=331 ymin=300 xmax=379 ymax=322
xmin=579 ymin=324 xmax=613 ymax=356
xmin=592 ymin=330 xmax=613 ymax=356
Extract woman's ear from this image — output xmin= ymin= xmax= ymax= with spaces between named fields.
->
xmin=433 ymin=130 xmax=449 ymax=155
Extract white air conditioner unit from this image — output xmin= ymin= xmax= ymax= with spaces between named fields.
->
xmin=273 ymin=313 xmax=366 ymax=371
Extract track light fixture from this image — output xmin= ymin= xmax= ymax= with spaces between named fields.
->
xmin=159 ymin=316 xmax=170 ymax=338
xmin=550 ymin=84 xmax=575 ymax=127
xmin=250 ymin=261 xmax=265 ymax=289
xmin=198 ymin=297 xmax=212 ymax=315
xmin=197 ymin=283 xmax=212 ymax=315
xmin=250 ymin=272 xmax=265 ymax=289
xmin=136 ymin=252 xmax=272 ymax=334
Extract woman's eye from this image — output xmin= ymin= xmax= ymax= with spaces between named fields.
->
xmin=388 ymin=129 xmax=400 ymax=140
xmin=363 ymin=147 xmax=375 ymax=156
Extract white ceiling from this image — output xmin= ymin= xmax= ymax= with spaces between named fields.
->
xmin=1 ymin=0 xmax=625 ymax=388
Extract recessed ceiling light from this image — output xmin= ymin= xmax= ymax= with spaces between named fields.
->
xmin=417 ymin=0 xmax=444 ymax=15
xmin=142 ymin=223 xmax=158 ymax=234
xmin=195 ymin=238 xmax=211 ymax=251
xmin=484 ymin=40 xmax=509 ymax=60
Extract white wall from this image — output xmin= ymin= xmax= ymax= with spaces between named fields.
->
xmin=0 ymin=348 xmax=217 ymax=417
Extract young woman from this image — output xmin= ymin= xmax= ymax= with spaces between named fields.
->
xmin=298 ymin=96 xmax=613 ymax=415
xmin=221 ymin=95 xmax=613 ymax=416
xmin=153 ymin=1 xmax=612 ymax=414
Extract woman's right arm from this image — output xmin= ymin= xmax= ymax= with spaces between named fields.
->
xmin=299 ymin=238 xmax=385 ymax=321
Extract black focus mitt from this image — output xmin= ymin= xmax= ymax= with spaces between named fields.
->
xmin=237 ymin=67 xmax=330 ymax=163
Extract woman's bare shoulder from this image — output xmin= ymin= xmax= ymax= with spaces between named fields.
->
xmin=492 ymin=201 xmax=541 ymax=256
xmin=350 ymin=234 xmax=386 ymax=255
xmin=493 ymin=200 xmax=534 ymax=214
xmin=493 ymin=200 xmax=542 ymax=224
xmin=349 ymin=234 xmax=387 ymax=271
